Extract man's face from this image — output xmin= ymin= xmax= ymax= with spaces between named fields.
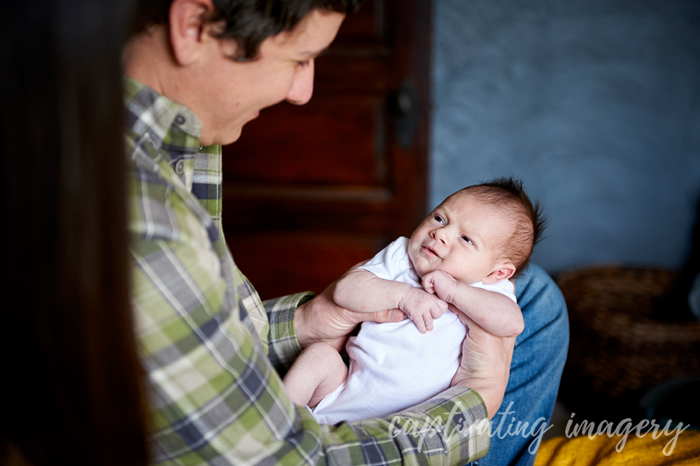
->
xmin=190 ymin=9 xmax=345 ymax=145
xmin=408 ymin=192 xmax=509 ymax=285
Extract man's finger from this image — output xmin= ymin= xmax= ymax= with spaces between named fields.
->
xmin=361 ymin=308 xmax=406 ymax=324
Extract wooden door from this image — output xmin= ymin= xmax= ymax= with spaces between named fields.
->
xmin=222 ymin=0 xmax=433 ymax=300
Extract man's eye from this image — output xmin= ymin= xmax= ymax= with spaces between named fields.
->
xmin=297 ymin=60 xmax=311 ymax=67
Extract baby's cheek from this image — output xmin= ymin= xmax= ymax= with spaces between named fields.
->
xmin=413 ymin=258 xmax=434 ymax=278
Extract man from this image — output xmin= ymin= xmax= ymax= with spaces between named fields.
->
xmin=122 ymin=0 xmax=568 ymax=464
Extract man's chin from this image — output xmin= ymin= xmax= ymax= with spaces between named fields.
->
xmin=212 ymin=127 xmax=244 ymax=146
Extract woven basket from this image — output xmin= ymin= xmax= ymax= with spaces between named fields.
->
xmin=557 ymin=266 xmax=700 ymax=419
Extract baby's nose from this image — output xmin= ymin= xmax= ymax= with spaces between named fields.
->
xmin=432 ymin=229 xmax=448 ymax=244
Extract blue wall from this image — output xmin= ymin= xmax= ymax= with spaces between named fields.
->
xmin=431 ymin=0 xmax=700 ymax=275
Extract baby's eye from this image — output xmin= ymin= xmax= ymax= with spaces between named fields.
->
xmin=297 ymin=60 xmax=311 ymax=67
xmin=461 ymin=235 xmax=474 ymax=245
xmin=433 ymin=215 xmax=444 ymax=224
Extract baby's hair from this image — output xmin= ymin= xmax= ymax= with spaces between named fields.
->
xmin=457 ymin=177 xmax=546 ymax=277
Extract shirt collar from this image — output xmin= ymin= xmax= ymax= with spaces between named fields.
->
xmin=123 ymin=76 xmax=202 ymax=154
xmin=123 ymin=77 xmax=205 ymax=190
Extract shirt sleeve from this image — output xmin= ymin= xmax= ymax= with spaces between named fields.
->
xmin=264 ymin=292 xmax=314 ymax=373
xmin=358 ymin=237 xmax=411 ymax=281
xmin=470 ymin=280 xmax=518 ymax=303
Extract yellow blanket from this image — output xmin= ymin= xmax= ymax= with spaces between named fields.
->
xmin=535 ymin=430 xmax=700 ymax=465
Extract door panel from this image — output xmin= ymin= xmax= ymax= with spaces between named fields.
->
xmin=229 ymin=232 xmax=382 ymax=300
xmin=223 ymin=97 xmax=386 ymax=186
xmin=222 ymin=0 xmax=432 ymax=300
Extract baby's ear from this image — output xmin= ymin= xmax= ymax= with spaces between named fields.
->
xmin=482 ymin=262 xmax=516 ymax=284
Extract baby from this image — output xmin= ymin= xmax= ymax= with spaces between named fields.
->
xmin=283 ymin=177 xmax=545 ymax=425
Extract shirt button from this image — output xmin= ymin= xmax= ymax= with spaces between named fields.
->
xmin=175 ymin=115 xmax=186 ymax=125
xmin=144 ymin=132 xmax=155 ymax=147
xmin=175 ymin=159 xmax=184 ymax=174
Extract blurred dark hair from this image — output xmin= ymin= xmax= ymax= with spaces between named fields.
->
xmin=0 ymin=1 xmax=148 ymax=465
xmin=130 ymin=0 xmax=363 ymax=61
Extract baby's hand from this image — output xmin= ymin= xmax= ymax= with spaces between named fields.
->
xmin=422 ymin=270 xmax=458 ymax=303
xmin=399 ymin=288 xmax=449 ymax=333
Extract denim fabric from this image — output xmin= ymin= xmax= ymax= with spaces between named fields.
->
xmin=467 ymin=264 xmax=570 ymax=466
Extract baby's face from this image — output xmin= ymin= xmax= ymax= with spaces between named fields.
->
xmin=408 ymin=191 xmax=508 ymax=285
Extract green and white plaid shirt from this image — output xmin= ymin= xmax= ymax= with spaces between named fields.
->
xmin=124 ymin=77 xmax=489 ymax=465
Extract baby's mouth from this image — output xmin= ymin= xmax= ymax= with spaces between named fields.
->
xmin=423 ymin=245 xmax=441 ymax=259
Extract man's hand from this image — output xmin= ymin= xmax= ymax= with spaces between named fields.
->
xmin=398 ymin=287 xmax=449 ymax=333
xmin=295 ymin=279 xmax=405 ymax=351
xmin=450 ymin=311 xmax=515 ymax=419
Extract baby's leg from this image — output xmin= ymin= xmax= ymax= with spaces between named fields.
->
xmin=283 ymin=342 xmax=348 ymax=408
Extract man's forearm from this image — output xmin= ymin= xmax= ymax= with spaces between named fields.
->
xmin=450 ymin=312 xmax=516 ymax=420
xmin=453 ymin=371 xmax=508 ymax=420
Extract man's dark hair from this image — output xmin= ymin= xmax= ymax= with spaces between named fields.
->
xmin=131 ymin=0 xmax=364 ymax=61
xmin=459 ymin=177 xmax=546 ymax=277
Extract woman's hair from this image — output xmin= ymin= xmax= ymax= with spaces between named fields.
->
xmin=130 ymin=0 xmax=364 ymax=61
xmin=1 ymin=1 xmax=148 ymax=465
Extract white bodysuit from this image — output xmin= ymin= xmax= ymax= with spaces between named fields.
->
xmin=310 ymin=237 xmax=517 ymax=425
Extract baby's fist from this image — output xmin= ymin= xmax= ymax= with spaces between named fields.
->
xmin=422 ymin=270 xmax=458 ymax=302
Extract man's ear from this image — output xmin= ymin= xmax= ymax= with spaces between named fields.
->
xmin=169 ymin=0 xmax=214 ymax=66
xmin=482 ymin=262 xmax=516 ymax=284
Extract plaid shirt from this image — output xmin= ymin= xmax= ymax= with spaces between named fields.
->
xmin=124 ymin=77 xmax=489 ymax=466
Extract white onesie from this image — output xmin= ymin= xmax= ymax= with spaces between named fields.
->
xmin=310 ymin=236 xmax=517 ymax=425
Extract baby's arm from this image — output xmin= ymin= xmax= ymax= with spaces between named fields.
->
xmin=422 ymin=270 xmax=524 ymax=337
xmin=334 ymin=268 xmax=448 ymax=333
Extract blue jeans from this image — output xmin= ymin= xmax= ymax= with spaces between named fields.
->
xmin=468 ymin=264 xmax=570 ymax=466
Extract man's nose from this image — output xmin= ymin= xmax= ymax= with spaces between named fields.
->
xmin=286 ymin=60 xmax=315 ymax=105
